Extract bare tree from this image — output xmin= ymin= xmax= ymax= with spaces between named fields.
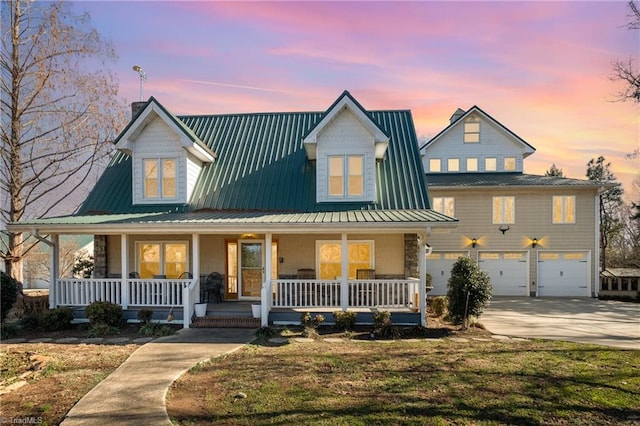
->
xmin=1 ymin=0 xmax=126 ymax=282
xmin=586 ymin=156 xmax=625 ymax=271
xmin=611 ymin=1 xmax=640 ymax=103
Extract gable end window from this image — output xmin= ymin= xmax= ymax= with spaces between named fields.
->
xmin=447 ymin=158 xmax=460 ymax=172
xmin=492 ymin=196 xmax=515 ymax=224
xmin=504 ymin=157 xmax=516 ymax=171
xmin=144 ymin=158 xmax=176 ymax=199
xmin=464 ymin=117 xmax=480 ymax=143
xmin=552 ymin=195 xmax=575 ymax=224
xmin=329 ymin=155 xmax=363 ymax=197
xmin=429 ymin=158 xmax=441 ymax=173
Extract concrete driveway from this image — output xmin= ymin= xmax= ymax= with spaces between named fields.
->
xmin=481 ymin=297 xmax=639 ymax=350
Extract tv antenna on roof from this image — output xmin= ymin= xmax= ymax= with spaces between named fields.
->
xmin=132 ymin=65 xmax=147 ymax=101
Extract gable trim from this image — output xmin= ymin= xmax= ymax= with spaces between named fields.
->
xmin=115 ymin=97 xmax=216 ymax=163
xmin=303 ymin=90 xmax=390 ymax=160
xmin=421 ymin=105 xmax=536 ymax=157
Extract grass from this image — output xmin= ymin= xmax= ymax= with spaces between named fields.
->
xmin=167 ymin=334 xmax=640 ymax=425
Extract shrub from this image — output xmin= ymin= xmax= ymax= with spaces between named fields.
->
xmin=86 ymin=301 xmax=123 ymax=327
xmin=333 ymin=310 xmax=357 ymax=331
xmin=40 ymin=308 xmax=74 ymax=332
xmin=1 ymin=271 xmax=20 ymax=323
xmin=20 ymin=312 xmax=42 ymax=330
xmin=301 ymin=312 xmax=325 ymax=338
xmin=446 ymin=257 xmax=492 ymax=327
xmin=372 ymin=310 xmax=399 ymax=339
xmin=255 ymin=326 xmax=275 ymax=338
xmin=137 ymin=309 xmax=153 ymax=324
xmin=1 ymin=322 xmax=19 ymax=340
xmin=138 ymin=322 xmax=175 ymax=337
xmin=87 ymin=323 xmax=120 ymax=337
xmin=430 ymin=296 xmax=447 ymax=316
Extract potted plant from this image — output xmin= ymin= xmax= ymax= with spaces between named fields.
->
xmin=194 ymin=301 xmax=207 ymax=318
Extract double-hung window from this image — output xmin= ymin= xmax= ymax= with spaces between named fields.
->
xmin=137 ymin=242 xmax=188 ymax=278
xmin=432 ymin=197 xmax=455 ymax=217
xmin=317 ymin=240 xmax=374 ymax=280
xmin=552 ymin=195 xmax=576 ymax=224
xmin=328 ymin=155 xmax=363 ymax=197
xmin=429 ymin=158 xmax=441 ymax=173
xmin=464 ymin=117 xmax=480 ymax=143
xmin=492 ymin=196 xmax=515 ymax=224
xmin=143 ymin=158 xmax=176 ymax=199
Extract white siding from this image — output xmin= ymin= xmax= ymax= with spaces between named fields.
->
xmin=316 ymin=109 xmax=376 ymax=202
xmin=186 ymin=153 xmax=204 ymax=202
xmin=132 ymin=117 xmax=187 ymax=205
xmin=423 ymin=113 xmax=524 ymax=173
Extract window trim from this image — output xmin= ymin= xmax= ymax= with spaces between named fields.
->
xmin=485 ymin=157 xmax=497 ymax=172
xmin=429 ymin=158 xmax=441 ymax=173
xmin=552 ymin=195 xmax=576 ymax=224
xmin=432 ymin=196 xmax=455 ymax=217
xmin=504 ymin=157 xmax=517 ymax=171
xmin=466 ymin=157 xmax=478 ymax=172
xmin=464 ymin=117 xmax=480 ymax=143
xmin=316 ymin=240 xmax=375 ymax=280
xmin=135 ymin=241 xmax=189 ymax=279
xmin=143 ymin=158 xmax=177 ymax=200
xmin=492 ymin=196 xmax=515 ymax=224
xmin=447 ymin=158 xmax=460 ymax=172
xmin=327 ymin=154 xmax=364 ymax=199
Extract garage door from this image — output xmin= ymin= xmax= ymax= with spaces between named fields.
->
xmin=478 ymin=251 xmax=529 ymax=296
xmin=426 ymin=251 xmax=469 ymax=296
xmin=538 ymin=252 xmax=589 ymax=297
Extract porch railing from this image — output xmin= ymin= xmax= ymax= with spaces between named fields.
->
xmin=55 ymin=278 xmax=196 ymax=309
xmin=272 ymin=279 xmax=419 ymax=309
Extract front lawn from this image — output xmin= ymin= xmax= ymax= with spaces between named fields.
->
xmin=167 ymin=335 xmax=640 ymax=425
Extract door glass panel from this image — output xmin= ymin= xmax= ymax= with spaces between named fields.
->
xmin=241 ymin=242 xmax=263 ymax=297
xmin=226 ymin=242 xmax=238 ymax=298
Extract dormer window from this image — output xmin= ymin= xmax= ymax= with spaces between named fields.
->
xmin=464 ymin=117 xmax=480 ymax=143
xmin=329 ymin=155 xmax=364 ymax=197
xmin=144 ymin=158 xmax=176 ymax=199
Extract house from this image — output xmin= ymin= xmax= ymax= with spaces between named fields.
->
xmin=421 ymin=106 xmax=607 ymax=297
xmin=7 ymin=91 xmax=457 ymax=327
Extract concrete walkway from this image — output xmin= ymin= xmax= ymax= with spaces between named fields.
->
xmin=61 ymin=328 xmax=256 ymax=426
xmin=482 ymin=297 xmax=639 ymax=350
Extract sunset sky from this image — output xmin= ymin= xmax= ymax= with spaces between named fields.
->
xmin=75 ymin=1 xmax=639 ymax=198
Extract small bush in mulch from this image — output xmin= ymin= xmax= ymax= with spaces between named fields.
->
xmin=86 ymin=301 xmax=123 ymax=327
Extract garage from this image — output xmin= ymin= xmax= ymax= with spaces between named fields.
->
xmin=426 ymin=251 xmax=469 ymax=296
xmin=478 ymin=251 xmax=529 ymax=296
xmin=537 ymin=251 xmax=590 ymax=297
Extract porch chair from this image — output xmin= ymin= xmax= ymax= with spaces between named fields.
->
xmin=356 ymin=269 xmax=375 ymax=279
xmin=202 ymin=272 xmax=224 ymax=303
xmin=128 ymin=271 xmax=140 ymax=278
xmin=178 ymin=272 xmax=193 ymax=279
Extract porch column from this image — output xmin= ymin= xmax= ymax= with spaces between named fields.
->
xmin=340 ymin=233 xmax=348 ymax=311
xmin=49 ymin=234 xmax=59 ymax=309
xmin=419 ymin=238 xmax=427 ymax=327
xmin=121 ymin=234 xmax=129 ymax=309
xmin=262 ymin=232 xmax=272 ymax=326
xmin=184 ymin=233 xmax=200 ymax=328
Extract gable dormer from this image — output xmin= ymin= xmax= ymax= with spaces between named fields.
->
xmin=422 ymin=106 xmax=535 ymax=174
xmin=303 ymin=91 xmax=389 ymax=203
xmin=115 ymin=98 xmax=215 ymax=205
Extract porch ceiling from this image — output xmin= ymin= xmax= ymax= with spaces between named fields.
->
xmin=7 ymin=209 xmax=457 ymax=234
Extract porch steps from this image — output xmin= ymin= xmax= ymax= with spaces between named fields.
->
xmin=192 ymin=316 xmax=261 ymax=328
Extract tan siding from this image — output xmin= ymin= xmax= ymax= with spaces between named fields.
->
xmin=428 ymin=186 xmax=598 ymax=294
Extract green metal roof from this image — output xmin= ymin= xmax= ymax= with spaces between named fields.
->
xmin=79 ymin=97 xmax=431 ymax=215
xmin=9 ymin=209 xmax=456 ymax=234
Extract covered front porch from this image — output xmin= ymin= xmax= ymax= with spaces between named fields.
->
xmin=43 ymin=229 xmax=431 ymax=328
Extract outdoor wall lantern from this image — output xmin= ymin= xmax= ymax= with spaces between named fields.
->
xmin=531 ymin=238 xmax=539 ymax=248
xmin=471 ymin=238 xmax=478 ymax=248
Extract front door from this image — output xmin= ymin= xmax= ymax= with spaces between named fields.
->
xmin=239 ymin=240 xmax=264 ymax=299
